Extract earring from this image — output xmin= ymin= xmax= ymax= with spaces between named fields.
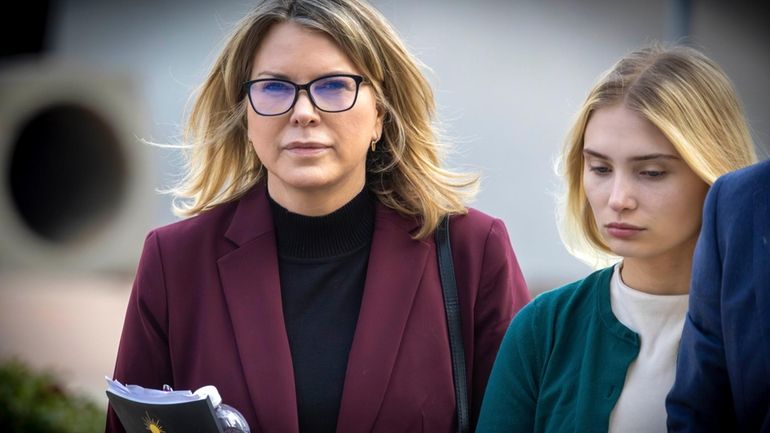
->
xmin=370 ymin=137 xmax=378 ymax=152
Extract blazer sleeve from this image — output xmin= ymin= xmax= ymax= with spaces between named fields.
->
xmin=666 ymin=178 xmax=737 ymax=432
xmin=475 ymin=299 xmax=541 ymax=433
xmin=106 ymin=231 xmax=173 ymax=433
xmin=471 ymin=218 xmax=531 ymax=423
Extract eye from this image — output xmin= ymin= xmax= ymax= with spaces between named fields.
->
xmin=319 ymin=80 xmax=346 ymax=90
xmin=589 ymin=165 xmax=611 ymax=175
xmin=313 ymin=77 xmax=354 ymax=93
xmin=640 ymin=170 xmax=666 ymax=178
xmin=258 ymin=81 xmax=293 ymax=94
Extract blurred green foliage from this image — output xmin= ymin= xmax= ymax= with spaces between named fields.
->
xmin=0 ymin=359 xmax=104 ymax=433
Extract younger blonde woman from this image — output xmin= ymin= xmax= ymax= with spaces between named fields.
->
xmin=476 ymin=44 xmax=756 ymax=433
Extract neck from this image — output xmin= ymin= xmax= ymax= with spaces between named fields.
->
xmin=267 ymin=187 xmax=374 ymax=259
xmin=267 ymin=177 xmax=366 ymax=216
xmin=620 ymin=249 xmax=694 ymax=295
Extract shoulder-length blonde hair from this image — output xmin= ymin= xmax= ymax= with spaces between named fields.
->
xmin=559 ymin=44 xmax=757 ymax=263
xmin=170 ymin=0 xmax=477 ymax=238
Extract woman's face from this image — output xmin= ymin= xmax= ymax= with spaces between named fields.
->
xmin=582 ymin=104 xmax=709 ymax=264
xmin=246 ymin=21 xmax=382 ymax=213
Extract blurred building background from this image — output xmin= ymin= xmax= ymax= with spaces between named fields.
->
xmin=1 ymin=0 xmax=768 ymax=410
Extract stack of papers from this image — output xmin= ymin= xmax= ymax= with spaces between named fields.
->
xmin=106 ymin=377 xmax=208 ymax=404
xmin=105 ymin=377 xmax=223 ymax=433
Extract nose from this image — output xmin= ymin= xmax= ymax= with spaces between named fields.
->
xmin=289 ymin=90 xmax=319 ymax=126
xmin=608 ymin=175 xmax=637 ymax=213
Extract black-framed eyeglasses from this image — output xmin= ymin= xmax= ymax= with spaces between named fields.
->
xmin=243 ymin=74 xmax=365 ymax=116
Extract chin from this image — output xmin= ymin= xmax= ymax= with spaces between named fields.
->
xmin=605 ymin=241 xmax=644 ymax=260
xmin=278 ymin=170 xmax=336 ymax=189
xmin=610 ymin=245 xmax=669 ymax=261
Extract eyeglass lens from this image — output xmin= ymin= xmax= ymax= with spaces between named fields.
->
xmin=247 ymin=75 xmax=360 ymax=115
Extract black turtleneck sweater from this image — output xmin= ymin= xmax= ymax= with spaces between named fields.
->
xmin=268 ymin=189 xmax=375 ymax=433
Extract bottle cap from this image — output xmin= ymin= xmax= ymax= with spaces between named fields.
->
xmin=193 ymin=385 xmax=222 ymax=407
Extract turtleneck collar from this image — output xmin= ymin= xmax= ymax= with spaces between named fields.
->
xmin=267 ymin=188 xmax=375 ymax=260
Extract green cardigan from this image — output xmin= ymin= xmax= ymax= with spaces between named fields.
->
xmin=476 ymin=267 xmax=640 ymax=433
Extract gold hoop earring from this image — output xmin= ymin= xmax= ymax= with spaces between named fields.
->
xmin=370 ymin=138 xmax=378 ymax=152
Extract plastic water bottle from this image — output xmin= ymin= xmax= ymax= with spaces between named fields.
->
xmin=195 ymin=385 xmax=251 ymax=433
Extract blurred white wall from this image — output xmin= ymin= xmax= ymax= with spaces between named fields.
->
xmin=1 ymin=0 xmax=767 ymax=406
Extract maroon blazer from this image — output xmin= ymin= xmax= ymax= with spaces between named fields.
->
xmin=107 ymin=183 xmax=530 ymax=433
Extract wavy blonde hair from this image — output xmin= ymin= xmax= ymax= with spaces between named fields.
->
xmin=559 ymin=44 xmax=757 ymax=263
xmin=170 ymin=0 xmax=477 ymax=238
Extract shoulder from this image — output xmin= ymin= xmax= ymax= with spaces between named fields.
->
xmin=147 ymin=199 xmax=240 ymax=257
xmin=154 ymin=201 xmax=237 ymax=240
xmin=150 ymin=182 xmax=269 ymax=245
xmin=447 ymin=208 xmax=518 ymax=278
xmin=722 ymin=158 xmax=770 ymax=185
xmin=502 ymin=267 xmax=613 ymax=351
xmin=527 ymin=266 xmax=613 ymax=318
xmin=503 ymin=267 xmax=615 ymax=358
xmin=711 ymin=159 xmax=770 ymax=203
xmin=451 ymin=207 xmax=498 ymax=228
xmin=448 ymin=207 xmax=508 ymax=249
xmin=705 ymin=159 xmax=770 ymax=237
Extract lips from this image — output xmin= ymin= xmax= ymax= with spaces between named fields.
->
xmin=605 ymin=222 xmax=644 ymax=239
xmin=283 ymin=141 xmax=331 ymax=156
xmin=284 ymin=141 xmax=329 ymax=150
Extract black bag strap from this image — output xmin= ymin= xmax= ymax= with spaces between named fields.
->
xmin=435 ymin=216 xmax=470 ymax=433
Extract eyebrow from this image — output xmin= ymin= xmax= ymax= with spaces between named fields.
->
xmin=583 ymin=148 xmax=681 ymax=162
xmin=254 ymin=71 xmax=292 ymax=80
xmin=253 ymin=70 xmax=356 ymax=81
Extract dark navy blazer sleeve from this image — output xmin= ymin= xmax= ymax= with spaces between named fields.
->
xmin=667 ymin=159 xmax=770 ymax=432
xmin=666 ymin=177 xmax=736 ymax=431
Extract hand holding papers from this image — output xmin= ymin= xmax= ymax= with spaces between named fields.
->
xmin=106 ymin=378 xmax=250 ymax=433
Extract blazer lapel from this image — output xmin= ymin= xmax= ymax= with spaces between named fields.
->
xmin=217 ymin=184 xmax=299 ymax=433
xmin=336 ymin=205 xmax=431 ymax=433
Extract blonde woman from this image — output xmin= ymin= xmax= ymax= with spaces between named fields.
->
xmin=476 ymin=45 xmax=756 ymax=433
xmin=107 ymin=1 xmax=530 ymax=432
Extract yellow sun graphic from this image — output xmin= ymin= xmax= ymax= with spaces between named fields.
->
xmin=142 ymin=412 xmax=165 ymax=433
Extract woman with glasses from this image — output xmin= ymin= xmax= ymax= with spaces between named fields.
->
xmin=107 ymin=1 xmax=530 ymax=432
xmin=475 ymin=44 xmax=757 ymax=433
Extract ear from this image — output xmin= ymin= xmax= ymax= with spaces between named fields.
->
xmin=372 ymin=105 xmax=385 ymax=142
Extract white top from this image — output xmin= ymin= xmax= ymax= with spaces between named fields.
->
xmin=608 ymin=263 xmax=689 ymax=433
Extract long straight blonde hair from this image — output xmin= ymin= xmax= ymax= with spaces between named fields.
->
xmin=559 ymin=44 xmax=757 ymax=262
xmin=170 ymin=0 xmax=478 ymax=238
